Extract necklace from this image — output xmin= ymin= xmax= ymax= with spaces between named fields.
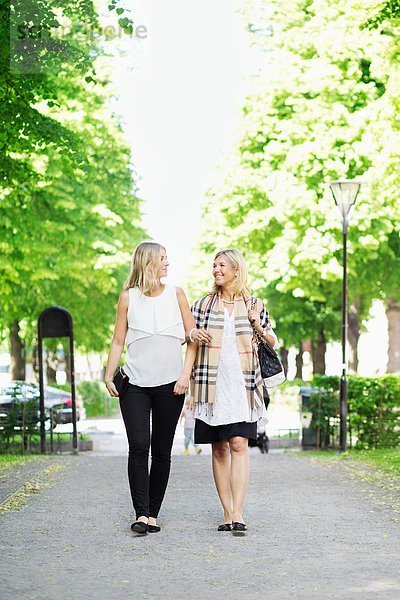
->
xmin=222 ymin=298 xmax=235 ymax=304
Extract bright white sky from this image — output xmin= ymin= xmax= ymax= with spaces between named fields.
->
xmin=106 ymin=0 xmax=255 ymax=284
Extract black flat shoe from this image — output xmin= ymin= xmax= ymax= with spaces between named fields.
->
xmin=148 ymin=524 xmax=161 ymax=533
xmin=218 ymin=523 xmax=232 ymax=531
xmin=232 ymin=522 xmax=247 ymax=535
xmin=131 ymin=521 xmax=148 ymax=535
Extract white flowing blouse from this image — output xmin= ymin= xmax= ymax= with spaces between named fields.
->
xmin=123 ymin=284 xmax=185 ymax=387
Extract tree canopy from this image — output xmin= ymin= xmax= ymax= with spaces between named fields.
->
xmin=190 ymin=0 xmax=400 ymax=371
xmin=1 ymin=1 xmax=145 ymax=366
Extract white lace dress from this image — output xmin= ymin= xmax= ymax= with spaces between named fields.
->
xmin=196 ymin=308 xmax=263 ymax=426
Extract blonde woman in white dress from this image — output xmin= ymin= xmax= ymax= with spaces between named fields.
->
xmin=190 ymin=249 xmax=278 ymax=534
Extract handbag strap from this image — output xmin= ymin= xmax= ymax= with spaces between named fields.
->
xmin=249 ymin=296 xmax=275 ymax=349
xmin=248 ymin=296 xmax=262 ymax=344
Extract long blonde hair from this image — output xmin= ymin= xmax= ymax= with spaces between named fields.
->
xmin=211 ymin=248 xmax=251 ymax=297
xmin=124 ymin=241 xmax=165 ymax=294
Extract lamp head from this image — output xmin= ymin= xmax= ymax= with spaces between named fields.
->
xmin=329 ymin=180 xmax=362 ymax=231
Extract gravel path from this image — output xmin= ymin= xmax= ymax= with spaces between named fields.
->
xmin=0 ymin=457 xmax=64 ymax=504
xmin=1 ymin=451 xmax=399 ymax=600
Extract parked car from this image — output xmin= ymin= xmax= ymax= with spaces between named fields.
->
xmin=0 ymin=381 xmax=85 ymax=430
xmin=45 ymin=385 xmax=86 ymax=423
xmin=0 ymin=382 xmax=50 ymax=431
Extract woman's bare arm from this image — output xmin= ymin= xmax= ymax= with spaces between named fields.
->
xmin=104 ymin=290 xmax=129 ymax=396
xmin=174 ymin=287 xmax=198 ymax=395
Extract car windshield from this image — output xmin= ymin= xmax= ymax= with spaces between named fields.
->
xmin=0 ymin=383 xmax=78 ymax=408
xmin=44 ymin=387 xmax=71 ymax=399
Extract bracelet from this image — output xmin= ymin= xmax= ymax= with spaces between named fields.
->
xmin=189 ymin=327 xmax=197 ymax=342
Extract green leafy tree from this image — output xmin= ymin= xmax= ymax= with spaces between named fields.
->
xmin=191 ymin=0 xmax=400 ymax=373
xmin=363 ymin=0 xmax=400 ymax=29
xmin=0 ymin=1 xmax=145 ymax=378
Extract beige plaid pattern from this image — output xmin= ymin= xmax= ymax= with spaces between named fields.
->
xmin=191 ymin=293 xmax=266 ymax=411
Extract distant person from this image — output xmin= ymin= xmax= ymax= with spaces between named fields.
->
xmin=104 ymin=241 xmax=197 ymax=535
xmin=189 ymin=249 xmax=278 ymax=534
xmin=180 ymin=397 xmax=202 ymax=455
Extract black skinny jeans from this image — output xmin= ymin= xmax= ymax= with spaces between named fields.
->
xmin=119 ymin=381 xmax=184 ymax=520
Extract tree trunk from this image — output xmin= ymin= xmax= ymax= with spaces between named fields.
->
xmin=10 ymin=320 xmax=25 ymax=380
xmin=64 ymin=351 xmax=71 ymax=383
xmin=348 ymin=300 xmax=360 ymax=374
xmin=46 ymin=351 xmax=58 ymax=384
xmin=280 ymin=346 xmax=289 ymax=376
xmin=295 ymin=343 xmax=303 ymax=379
xmin=311 ymin=330 xmax=326 ymax=375
xmin=387 ymin=298 xmax=400 ymax=373
xmin=32 ymin=345 xmax=39 ymax=380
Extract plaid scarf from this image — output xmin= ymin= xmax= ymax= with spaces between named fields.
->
xmin=191 ymin=293 xmax=268 ymax=411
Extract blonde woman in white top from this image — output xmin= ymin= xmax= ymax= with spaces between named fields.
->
xmin=104 ymin=241 xmax=197 ymax=535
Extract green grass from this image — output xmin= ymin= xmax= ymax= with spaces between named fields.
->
xmin=0 ymin=454 xmax=43 ymax=473
xmin=1 ymin=432 xmax=90 ymax=444
xmin=348 ymin=447 xmax=400 ymax=477
xmin=302 ymin=447 xmax=400 ymax=478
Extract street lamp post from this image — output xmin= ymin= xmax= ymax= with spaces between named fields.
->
xmin=329 ymin=180 xmax=362 ymax=452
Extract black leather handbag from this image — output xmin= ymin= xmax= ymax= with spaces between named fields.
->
xmin=113 ymin=367 xmax=129 ymax=398
xmin=258 ymin=338 xmax=285 ymax=380
xmin=250 ymin=298 xmax=285 ymax=387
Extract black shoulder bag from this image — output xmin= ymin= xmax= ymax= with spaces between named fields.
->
xmin=250 ymin=298 xmax=285 ymax=388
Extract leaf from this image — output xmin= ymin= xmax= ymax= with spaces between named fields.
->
xmin=118 ymin=17 xmax=130 ymax=28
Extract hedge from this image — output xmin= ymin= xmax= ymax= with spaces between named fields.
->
xmin=310 ymin=375 xmax=400 ymax=449
xmin=77 ymin=381 xmax=120 ymax=418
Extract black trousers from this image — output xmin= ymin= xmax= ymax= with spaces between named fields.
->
xmin=119 ymin=381 xmax=184 ymax=519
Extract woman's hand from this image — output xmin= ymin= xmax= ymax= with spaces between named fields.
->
xmin=174 ymin=373 xmax=190 ymax=395
xmin=105 ymin=380 xmax=119 ymax=397
xmin=191 ymin=328 xmax=213 ymax=344
xmin=248 ymin=309 xmax=261 ymax=330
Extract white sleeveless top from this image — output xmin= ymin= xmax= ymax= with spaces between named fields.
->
xmin=123 ymin=284 xmax=185 ymax=387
